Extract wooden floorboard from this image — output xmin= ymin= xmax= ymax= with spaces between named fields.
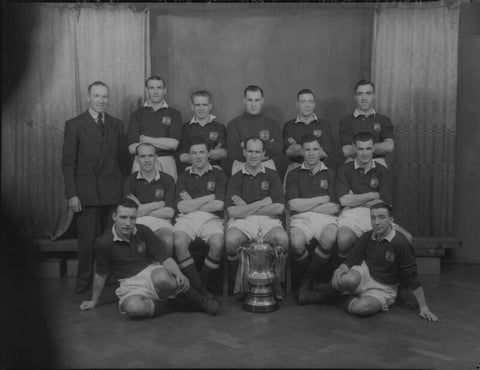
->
xmin=12 ymin=264 xmax=480 ymax=369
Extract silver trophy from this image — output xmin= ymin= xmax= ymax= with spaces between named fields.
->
xmin=242 ymin=229 xmax=279 ymax=313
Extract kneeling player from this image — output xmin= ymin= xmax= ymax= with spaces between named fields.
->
xmin=285 ymin=134 xmax=340 ymax=302
xmin=174 ymin=137 xmax=227 ymax=297
xmin=316 ymin=203 xmax=437 ymax=321
xmin=79 ymin=199 xmax=219 ymax=318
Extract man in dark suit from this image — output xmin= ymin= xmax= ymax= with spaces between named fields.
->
xmin=62 ymin=81 xmax=127 ymax=293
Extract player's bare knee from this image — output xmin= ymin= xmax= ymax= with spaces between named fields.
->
xmin=349 ymin=298 xmax=379 ymax=317
xmin=337 ymin=228 xmax=355 ymax=253
xmin=151 ymin=268 xmax=174 ymax=291
xmin=273 ymin=230 xmax=289 ymax=249
xmin=321 ymin=224 xmax=338 ymax=248
xmin=208 ymin=234 xmax=224 ymax=257
xmin=338 ymin=272 xmax=359 ymax=292
xmin=123 ymin=297 xmax=150 ymax=318
xmin=289 ymin=231 xmax=306 ymax=256
xmin=225 ymin=231 xmax=242 ymax=252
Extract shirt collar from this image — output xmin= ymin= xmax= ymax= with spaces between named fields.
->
xmin=136 ymin=170 xmax=161 ymax=181
xmin=295 ymin=113 xmax=318 ymax=124
xmin=112 ymin=224 xmax=137 ymax=242
xmin=186 ymin=164 xmax=213 ymax=175
xmin=241 ymin=163 xmax=266 ymax=175
xmin=372 ymin=227 xmax=396 ymax=242
xmin=353 ymin=108 xmax=376 ymax=118
xmin=354 ymin=159 xmax=376 ymax=174
xmin=144 ymin=100 xmax=168 ymax=110
xmin=189 ymin=114 xmax=216 ymax=126
xmin=300 ymin=161 xmax=328 ymax=172
xmin=88 ymin=108 xmax=104 ymax=121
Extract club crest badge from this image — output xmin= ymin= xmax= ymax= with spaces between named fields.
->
xmin=207 ymin=181 xmax=216 ymax=191
xmin=373 ymin=123 xmax=381 ymax=132
xmin=320 ymin=179 xmax=328 ymax=189
xmin=313 ymin=129 xmax=322 ymax=137
xmin=155 ymin=188 xmax=164 ymax=199
xmin=209 ymin=131 xmax=218 ymax=141
xmin=162 ymin=116 xmax=171 ymax=126
xmin=259 ymin=130 xmax=270 ymax=142
xmin=370 ymin=177 xmax=379 ymax=189
xmin=137 ymin=242 xmax=146 ymax=254
xmin=385 ymin=250 xmax=395 ymax=263
xmin=261 ymin=181 xmax=269 ymax=191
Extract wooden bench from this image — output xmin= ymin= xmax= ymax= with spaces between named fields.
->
xmin=412 ymin=236 xmax=462 ymax=275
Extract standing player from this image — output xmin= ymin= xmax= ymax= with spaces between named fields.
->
xmin=179 ymin=90 xmax=227 ymax=169
xmin=123 ymin=143 xmax=175 ymax=256
xmin=339 ymin=79 xmax=394 ymax=167
xmin=226 ymin=85 xmax=285 ymax=176
xmin=79 ymin=198 xmax=219 ymax=318
xmin=285 ymin=134 xmax=340 ymax=301
xmin=283 ymin=89 xmax=333 ymax=175
xmin=62 ymin=81 xmax=128 ymax=293
xmin=127 ymin=76 xmax=182 ymax=180
xmin=225 ymin=137 xmax=289 ymax=299
xmin=174 ymin=137 xmax=227 ymax=297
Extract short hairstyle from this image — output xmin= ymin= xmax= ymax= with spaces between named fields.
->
xmin=244 ymin=136 xmax=264 ymax=151
xmin=188 ymin=136 xmax=209 ymax=151
xmin=354 ymin=79 xmax=375 ymax=94
xmin=88 ymin=81 xmax=109 ymax=94
xmin=244 ymin=85 xmax=263 ymax=97
xmin=190 ymin=90 xmax=212 ymax=104
xmin=297 ymin=89 xmax=315 ymax=100
xmin=135 ymin=143 xmax=156 ymax=156
xmin=353 ymin=132 xmax=376 ymax=145
xmin=300 ymin=133 xmax=321 ymax=147
xmin=145 ymin=76 xmax=166 ymax=88
xmin=370 ymin=202 xmax=393 ymax=217
xmin=115 ymin=198 xmax=139 ymax=212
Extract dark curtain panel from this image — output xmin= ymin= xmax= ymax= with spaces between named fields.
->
xmin=150 ymin=3 xmax=374 ymax=170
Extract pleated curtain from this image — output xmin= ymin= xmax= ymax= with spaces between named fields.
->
xmin=1 ymin=4 xmax=150 ymax=238
xmin=372 ymin=1 xmax=460 ymax=236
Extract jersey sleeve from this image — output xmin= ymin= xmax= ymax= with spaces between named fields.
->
xmin=268 ymin=170 xmax=285 ymax=205
xmin=163 ymin=174 xmax=176 ymax=209
xmin=225 ymin=172 xmax=242 ymax=209
xmin=142 ymin=225 xmax=169 ymax=264
xmin=174 ymin=173 xmax=188 ymax=209
xmin=214 ymin=170 xmax=227 ymax=202
xmin=378 ymin=166 xmax=393 ymax=205
xmin=282 ymin=121 xmax=294 ymax=155
xmin=380 ymin=116 xmax=394 ymax=141
xmin=339 ymin=117 xmax=353 ymax=147
xmin=169 ymin=110 xmax=183 ymax=142
xmin=226 ymin=119 xmax=243 ymax=162
xmin=335 ymin=165 xmax=351 ymax=199
xmin=285 ymin=169 xmax=299 ymax=201
xmin=94 ymin=237 xmax=112 ymax=276
xmin=327 ymin=168 xmax=337 ymax=202
xmin=127 ymin=110 xmax=141 ymax=146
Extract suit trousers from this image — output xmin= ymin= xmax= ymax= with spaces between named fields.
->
xmin=76 ymin=205 xmax=115 ymax=288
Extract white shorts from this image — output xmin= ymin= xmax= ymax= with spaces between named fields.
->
xmin=227 ymin=215 xmax=283 ymax=240
xmin=231 ymin=159 xmax=275 ymax=175
xmin=116 ymin=262 xmax=176 ymax=314
xmin=351 ymin=261 xmax=398 ymax=311
xmin=136 ymin=216 xmax=173 ymax=233
xmin=290 ymin=212 xmax=338 ymax=242
xmin=132 ymin=155 xmax=177 ymax=181
xmin=338 ymin=207 xmax=372 ymax=237
xmin=174 ymin=211 xmax=224 ymax=243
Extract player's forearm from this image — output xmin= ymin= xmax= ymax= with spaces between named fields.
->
xmin=363 ymin=199 xmax=383 ymax=208
xmin=141 ymin=136 xmax=179 ymax=151
xmin=178 ymin=195 xmax=214 ymax=214
xmin=227 ymin=201 xmax=265 ymax=219
xmin=209 ymin=148 xmax=227 ymax=160
xmin=342 ymin=144 xmax=356 ymax=159
xmin=285 ymin=144 xmax=302 ymax=157
xmin=128 ymin=143 xmax=139 ymax=155
xmin=163 ymin=258 xmax=182 ymax=278
xmin=90 ymin=273 xmax=107 ymax=305
xmin=148 ymin=207 xmax=175 ymax=219
xmin=198 ymin=200 xmax=224 ymax=213
xmin=412 ymin=286 xmax=429 ymax=311
xmin=374 ymin=139 xmax=394 ymax=155
xmin=288 ymin=196 xmax=330 ymax=212
xmin=339 ymin=192 xmax=379 ymax=207
xmin=137 ymin=202 xmax=163 ymax=217
xmin=254 ymin=203 xmax=284 ymax=217
xmin=310 ymin=202 xmax=340 ymax=215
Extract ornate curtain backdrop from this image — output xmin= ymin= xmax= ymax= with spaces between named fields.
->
xmin=372 ymin=1 xmax=459 ymax=236
xmin=1 ymin=4 xmax=150 ymax=238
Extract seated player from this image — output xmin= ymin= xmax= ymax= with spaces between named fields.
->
xmin=285 ymin=134 xmax=340 ymax=302
xmin=174 ymin=137 xmax=227 ymax=297
xmin=225 ymin=137 xmax=289 ymax=299
xmin=179 ymin=90 xmax=227 ymax=169
xmin=314 ymin=202 xmax=438 ymax=322
xmin=123 ymin=143 xmax=175 ymax=256
xmin=336 ymin=132 xmax=411 ymax=262
xmin=79 ymin=198 xmax=219 ymax=318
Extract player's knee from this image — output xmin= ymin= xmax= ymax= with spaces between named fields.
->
xmin=151 ymin=268 xmax=174 ymax=292
xmin=348 ymin=298 xmax=379 ymax=317
xmin=174 ymin=233 xmax=191 ymax=253
xmin=208 ymin=234 xmax=224 ymax=256
xmin=123 ymin=298 xmax=150 ymax=318
xmin=321 ymin=224 xmax=338 ymax=247
xmin=273 ymin=230 xmax=289 ymax=249
xmin=225 ymin=231 xmax=242 ymax=252
xmin=338 ymin=272 xmax=359 ymax=292
xmin=289 ymin=231 xmax=306 ymax=256
xmin=337 ymin=228 xmax=354 ymax=252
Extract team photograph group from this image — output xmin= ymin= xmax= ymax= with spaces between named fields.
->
xmin=65 ymin=76 xmax=438 ymax=323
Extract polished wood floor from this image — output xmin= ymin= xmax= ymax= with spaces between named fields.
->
xmin=8 ymin=264 xmax=480 ymax=369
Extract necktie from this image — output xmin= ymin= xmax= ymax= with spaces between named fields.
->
xmin=97 ymin=115 xmax=105 ymax=136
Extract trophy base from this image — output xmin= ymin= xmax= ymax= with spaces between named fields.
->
xmin=242 ymin=286 xmax=279 ymax=313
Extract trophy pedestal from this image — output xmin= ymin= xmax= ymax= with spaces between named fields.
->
xmin=242 ymin=284 xmax=279 ymax=313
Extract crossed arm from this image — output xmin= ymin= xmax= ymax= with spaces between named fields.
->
xmin=126 ymin=194 xmax=174 ymax=219
xmin=288 ymin=195 xmax=339 ymax=215
xmin=227 ymin=196 xmax=284 ymax=219
xmin=177 ymin=192 xmax=224 ymax=214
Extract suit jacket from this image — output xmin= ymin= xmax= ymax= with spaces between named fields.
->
xmin=62 ymin=110 xmax=128 ymax=206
